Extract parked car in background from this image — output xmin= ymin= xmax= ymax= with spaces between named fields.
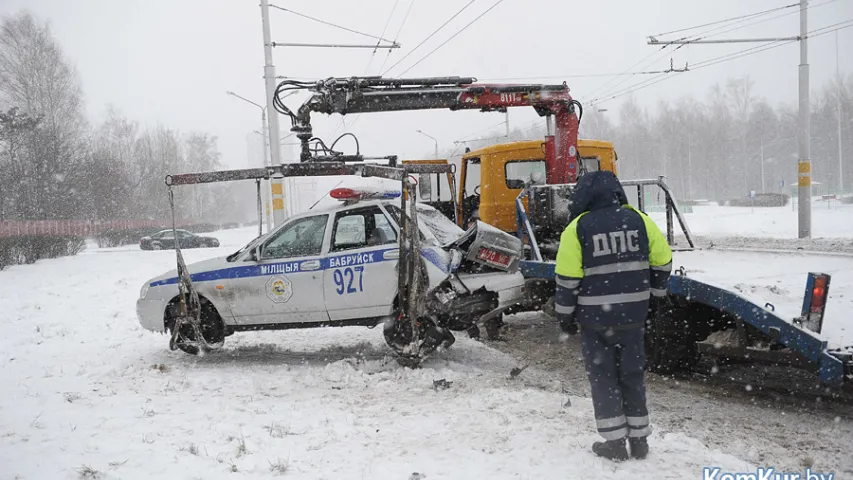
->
xmin=139 ymin=229 xmax=220 ymax=250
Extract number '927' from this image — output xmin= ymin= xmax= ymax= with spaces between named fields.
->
xmin=334 ymin=266 xmax=364 ymax=295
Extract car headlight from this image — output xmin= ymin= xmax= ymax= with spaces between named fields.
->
xmin=140 ymin=282 xmax=150 ymax=299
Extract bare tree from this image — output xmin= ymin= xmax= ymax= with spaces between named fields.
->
xmin=0 ymin=11 xmax=87 ymax=220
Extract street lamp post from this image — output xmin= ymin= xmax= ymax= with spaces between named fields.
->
xmin=416 ymin=129 xmax=439 ymax=159
xmin=227 ymin=90 xmax=274 ymax=232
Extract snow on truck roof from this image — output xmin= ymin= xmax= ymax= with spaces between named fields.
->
xmin=463 ymin=138 xmax=615 ymax=157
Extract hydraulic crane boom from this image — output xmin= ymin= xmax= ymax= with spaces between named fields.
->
xmin=274 ymin=76 xmax=583 ymax=184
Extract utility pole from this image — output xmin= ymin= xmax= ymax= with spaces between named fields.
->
xmin=797 ymin=0 xmax=811 ymax=238
xmin=760 ymin=136 xmax=766 ymax=194
xmin=227 ymin=90 xmax=273 ymax=232
xmin=647 ymin=0 xmax=812 ymax=237
xmin=261 ymin=0 xmax=285 ymax=226
xmin=687 ymin=127 xmax=693 ymax=199
xmin=837 ymin=30 xmax=844 ymax=195
xmin=260 ymin=115 xmax=272 ymax=232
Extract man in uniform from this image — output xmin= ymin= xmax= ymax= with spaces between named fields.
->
xmin=554 ymin=170 xmax=672 ymax=461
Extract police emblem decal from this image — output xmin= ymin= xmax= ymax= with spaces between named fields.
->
xmin=266 ymin=275 xmax=293 ymax=303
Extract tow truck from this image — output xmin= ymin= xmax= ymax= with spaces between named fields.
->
xmin=261 ymin=75 xmax=852 ymax=387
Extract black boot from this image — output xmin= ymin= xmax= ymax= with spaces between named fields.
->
xmin=591 ymin=438 xmax=629 ymax=461
xmin=628 ymin=437 xmax=648 ymax=459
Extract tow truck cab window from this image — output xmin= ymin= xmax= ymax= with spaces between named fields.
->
xmin=261 ymin=214 xmax=328 ymax=259
xmin=505 ymin=160 xmax=546 ymax=189
xmin=463 ymin=157 xmax=481 ymax=197
xmin=581 ymin=156 xmax=600 ymax=172
xmin=331 ymin=206 xmax=397 ymax=252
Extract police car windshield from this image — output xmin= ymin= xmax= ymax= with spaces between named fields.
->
xmin=226 ymin=232 xmax=267 ymax=262
xmin=416 ymin=204 xmax=464 ymax=244
xmin=384 ymin=202 xmax=464 ymax=245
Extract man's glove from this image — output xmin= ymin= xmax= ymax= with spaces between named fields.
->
xmin=560 ymin=319 xmax=579 ymax=335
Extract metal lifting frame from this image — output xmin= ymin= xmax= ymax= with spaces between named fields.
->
xmin=619 ymin=177 xmax=695 ymax=249
xmin=164 ymin=158 xmax=455 ymax=187
xmin=514 ymin=177 xmax=695 ymax=259
xmin=163 ymin=157 xmax=456 ymax=247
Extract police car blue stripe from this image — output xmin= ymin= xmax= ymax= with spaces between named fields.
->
xmin=149 ymin=247 xmax=449 ymax=287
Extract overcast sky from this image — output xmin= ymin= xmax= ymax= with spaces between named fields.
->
xmin=2 ymin=0 xmax=851 ymax=171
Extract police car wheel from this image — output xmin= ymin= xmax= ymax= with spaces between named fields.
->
xmin=151 ymin=242 xmax=162 ymax=250
xmin=383 ymin=315 xmax=448 ymax=361
xmin=168 ymin=298 xmax=226 ymax=355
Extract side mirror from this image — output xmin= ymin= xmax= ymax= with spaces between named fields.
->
xmin=248 ymin=245 xmax=261 ymax=262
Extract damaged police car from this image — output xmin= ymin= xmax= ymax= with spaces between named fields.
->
xmin=136 ymin=187 xmax=525 ymax=359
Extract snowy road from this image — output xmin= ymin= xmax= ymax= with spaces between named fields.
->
xmin=1 ymin=216 xmax=851 ymax=479
xmin=651 ymin=203 xmax=853 ymax=240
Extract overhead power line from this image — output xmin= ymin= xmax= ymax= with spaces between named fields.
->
xmin=589 ymin=72 xmax=673 ymax=106
xmin=478 ymin=69 xmax=677 ymax=81
xmin=589 ymin=20 xmax=853 ymax=107
xmin=268 ymin=5 xmax=398 ymax=45
xmin=382 ymin=0 xmax=478 ymax=76
xmin=583 ymin=45 xmax=671 ymax=101
xmin=393 ymin=0 xmax=509 ymax=77
xmin=592 ymin=1 xmax=844 ymax=103
xmin=340 ymin=0 xmax=486 ymax=135
xmin=587 ymin=2 xmax=810 ymax=100
xmin=373 ymin=0 xmax=401 ymax=54
xmin=658 ymin=0 xmax=841 ymax=45
xmin=336 ymin=0 xmax=404 ymax=137
xmin=364 ymin=0 xmax=402 ymax=73
xmin=378 ymin=0 xmax=417 ymax=74
xmin=652 ymin=3 xmax=798 ymax=37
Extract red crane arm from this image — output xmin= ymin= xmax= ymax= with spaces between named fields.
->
xmin=279 ymin=77 xmax=581 ymax=184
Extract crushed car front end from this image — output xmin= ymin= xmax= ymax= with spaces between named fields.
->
xmin=404 ymin=203 xmax=526 ymax=332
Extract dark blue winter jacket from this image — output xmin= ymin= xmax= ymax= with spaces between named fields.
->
xmin=554 ymin=171 xmax=672 ymax=331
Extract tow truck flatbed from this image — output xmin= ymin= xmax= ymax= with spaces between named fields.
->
xmin=519 ymin=258 xmax=852 ymax=387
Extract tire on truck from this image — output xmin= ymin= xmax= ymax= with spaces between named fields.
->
xmin=644 ymin=295 xmax=700 ymax=375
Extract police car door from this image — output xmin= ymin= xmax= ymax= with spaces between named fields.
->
xmin=323 ymin=205 xmax=399 ymax=320
xmin=229 ymin=213 xmax=331 ymax=325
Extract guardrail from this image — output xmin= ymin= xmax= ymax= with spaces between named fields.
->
xmin=0 ymin=219 xmax=196 ymax=238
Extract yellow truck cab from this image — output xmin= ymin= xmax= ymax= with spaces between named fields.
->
xmin=405 ymin=139 xmax=617 ymax=234
xmin=456 ymin=139 xmax=617 ymax=232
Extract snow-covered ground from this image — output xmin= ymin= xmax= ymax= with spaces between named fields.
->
xmin=651 ymin=202 xmax=853 ymax=239
xmin=1 ymin=205 xmax=851 ymax=479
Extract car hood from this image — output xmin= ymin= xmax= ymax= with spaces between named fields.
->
xmin=146 ymin=255 xmax=232 ymax=287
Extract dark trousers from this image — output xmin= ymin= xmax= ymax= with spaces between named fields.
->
xmin=579 ymin=326 xmax=651 ymax=440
